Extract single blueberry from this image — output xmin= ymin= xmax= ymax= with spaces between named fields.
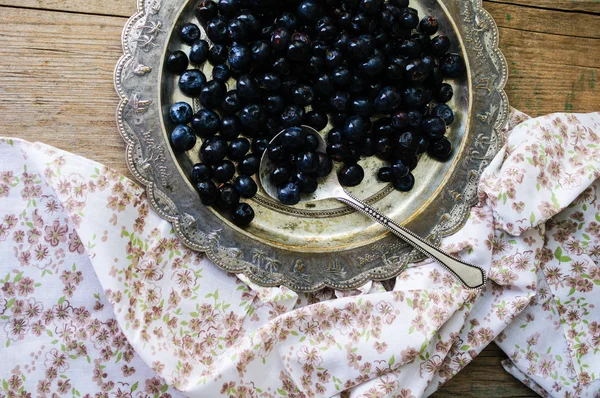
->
xmin=169 ymin=102 xmax=193 ymax=125
xmin=170 ymin=125 xmax=197 ymax=152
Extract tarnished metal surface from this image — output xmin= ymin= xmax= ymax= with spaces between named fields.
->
xmin=114 ymin=0 xmax=509 ymax=292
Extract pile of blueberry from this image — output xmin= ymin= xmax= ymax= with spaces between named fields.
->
xmin=166 ymin=0 xmax=465 ymax=226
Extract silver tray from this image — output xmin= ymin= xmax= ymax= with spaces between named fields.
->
xmin=114 ymin=0 xmax=508 ymax=292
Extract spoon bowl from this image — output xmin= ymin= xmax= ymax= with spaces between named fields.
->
xmin=258 ymin=126 xmax=487 ymax=290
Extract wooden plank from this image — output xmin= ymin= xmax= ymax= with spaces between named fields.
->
xmin=0 ymin=6 xmax=131 ymax=177
xmin=485 ymin=1 xmax=600 ymax=38
xmin=486 ymin=0 xmax=600 ymax=14
xmin=0 ymin=0 xmax=135 ymax=18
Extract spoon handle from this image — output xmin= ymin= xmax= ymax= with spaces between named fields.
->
xmin=337 ymin=190 xmax=486 ymax=289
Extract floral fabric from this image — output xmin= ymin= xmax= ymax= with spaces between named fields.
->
xmin=1 ymin=109 xmax=600 ymax=397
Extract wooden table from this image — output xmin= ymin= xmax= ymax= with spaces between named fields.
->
xmin=1 ymin=0 xmax=598 ymax=396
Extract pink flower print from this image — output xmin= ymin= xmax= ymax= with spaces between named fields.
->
xmin=23 ymin=298 xmax=42 ymax=318
xmin=566 ymin=240 xmax=585 ymax=256
xmin=544 ymin=266 xmax=564 ymax=286
xmin=548 ymin=160 xmax=564 ymax=179
xmin=0 ymin=183 xmax=12 ymax=196
xmin=373 ymin=341 xmax=388 ymax=354
xmin=526 ymin=333 xmax=540 ymax=347
xmin=428 ymin=307 xmax=448 ymax=327
xmin=68 ymin=231 xmax=84 ymax=254
xmin=376 ymin=301 xmax=396 ymax=324
xmin=44 ymin=220 xmax=68 ymax=247
xmin=0 ymin=224 xmax=8 ymax=242
xmin=537 ymin=201 xmax=555 ymax=219
xmin=576 ymin=278 xmax=594 ymax=293
xmin=0 ymin=171 xmax=14 ymax=184
xmin=30 ymin=320 xmax=45 ymax=336
xmin=33 ymin=244 xmax=50 ymax=263
xmin=4 ymin=318 xmax=28 ymax=341
xmin=12 ymin=230 xmax=24 ymax=243
xmin=27 ymin=228 xmax=41 ymax=244
xmin=400 ymin=346 xmax=419 ymax=363
xmin=297 ymin=346 xmax=323 ymax=366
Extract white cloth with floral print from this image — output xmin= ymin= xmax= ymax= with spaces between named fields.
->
xmin=1 ymin=109 xmax=600 ymax=398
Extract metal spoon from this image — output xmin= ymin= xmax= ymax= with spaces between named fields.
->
xmin=258 ymin=126 xmax=486 ymax=289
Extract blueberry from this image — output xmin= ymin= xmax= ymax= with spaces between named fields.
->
xmin=421 ymin=55 xmax=436 ymax=71
xmin=419 ymin=16 xmax=439 ymax=35
xmin=375 ymin=136 xmax=394 ymax=160
xmin=270 ymin=166 xmax=292 ymax=186
xmin=190 ymin=40 xmax=210 ymax=65
xmin=403 ymin=155 xmax=419 ymax=171
xmin=234 ymin=175 xmax=258 ymax=198
xmin=428 ymin=137 xmax=453 ymax=161
xmin=338 ymin=164 xmax=364 ymax=187
xmin=266 ymin=118 xmax=283 ymax=137
xmin=361 ymin=136 xmax=376 ymax=156
xmin=351 ymin=98 xmax=373 ymax=118
xmin=280 ymin=77 xmax=299 ymax=98
xmin=305 ymin=111 xmax=328 ymax=131
xmin=347 ymin=35 xmax=373 ymax=61
xmin=219 ymin=0 xmax=240 ymax=18
xmin=399 ymin=39 xmax=421 ymax=59
xmin=216 ymin=183 xmax=240 ymax=210
xmin=392 ymin=111 xmax=409 ymax=130
xmin=192 ymin=109 xmax=220 ymax=138
xmin=196 ymin=180 xmax=218 ymax=206
xmin=212 ymin=64 xmax=231 ymax=83
xmin=360 ymin=0 xmax=383 ymax=15
xmin=330 ymin=91 xmax=350 ymax=113
xmin=272 ymin=56 xmax=291 ymax=76
xmin=378 ymin=167 xmax=393 ymax=183
xmin=240 ymin=104 xmax=267 ymax=133
xmin=287 ymin=40 xmax=311 ymax=62
xmin=422 ymin=116 xmax=447 ymax=142
xmin=180 ymin=23 xmax=201 ymax=45
xmin=268 ymin=144 xmax=288 ymax=164
xmin=252 ymin=138 xmax=270 ymax=155
xmin=392 ymin=173 xmax=415 ymax=191
xmin=325 ymin=49 xmax=344 ymax=69
xmin=441 ymin=54 xmax=466 ymax=78
xmin=407 ymin=110 xmax=422 ymax=129
xmin=291 ymin=85 xmax=314 ymax=106
xmin=405 ymin=59 xmax=429 ymax=83
xmin=281 ymin=127 xmax=306 ymax=152
xmin=433 ymin=104 xmax=455 ymax=125
xmin=348 ymin=74 xmax=367 ymax=94
xmin=418 ymin=136 xmax=430 ymax=154
xmin=306 ymin=55 xmax=325 ymax=75
xmin=316 ymin=22 xmax=338 ymax=43
xmin=166 ymin=51 xmax=189 ymax=74
xmin=360 ymin=54 xmax=385 ymax=77
xmin=316 ymin=152 xmax=333 ymax=177
xmin=276 ymin=12 xmax=298 ymax=30
xmin=331 ymin=113 xmax=348 ymax=127
xmin=196 ymin=0 xmax=218 ymax=23
xmin=332 ymin=66 xmax=352 ymax=87
xmin=351 ymin=13 xmax=370 ymax=33
xmin=251 ymin=40 xmax=272 ymax=64
xmin=236 ymin=12 xmax=260 ymax=36
xmin=201 ymin=136 xmax=228 ymax=164
xmin=343 ymin=115 xmax=368 ymax=143
xmin=265 ymin=94 xmax=286 ymax=115
xmin=191 ymin=163 xmax=213 ymax=183
xmin=296 ymin=152 xmax=319 ymax=174
xmin=227 ymin=19 xmax=249 ymax=42
xmin=207 ymin=17 xmax=230 ymax=44
xmin=295 ymin=173 xmax=318 ymax=194
xmin=435 ymin=83 xmax=454 ymax=103
xmin=297 ymin=0 xmax=323 ymax=23
xmin=278 ymin=182 xmax=301 ymax=205
xmin=389 ymin=0 xmax=409 ymax=7
xmin=374 ymin=86 xmax=402 ymax=113
xmin=345 ymin=143 xmax=362 ymax=163
xmin=179 ymin=70 xmax=206 ymax=96
xmin=271 ymin=27 xmax=291 ymax=51
xmin=228 ymin=45 xmax=252 ymax=70
xmin=220 ymin=115 xmax=242 ymax=140
xmin=200 ymin=80 xmax=226 ymax=109
xmin=402 ymin=85 xmax=432 ymax=108
xmin=170 ymin=125 xmax=197 ymax=152
xmin=209 ymin=44 xmax=228 ymax=65
xmin=327 ymin=143 xmax=348 ymax=162
xmin=214 ymin=160 xmax=236 ymax=183
xmin=239 ymin=154 xmax=260 ymax=176
xmin=169 ymin=102 xmax=193 ymax=125
xmin=232 ymin=203 xmax=255 ymax=226
xmin=222 ymin=90 xmax=243 ymax=114
xmin=228 ymin=138 xmax=251 ymax=161
xmin=396 ymin=131 xmax=419 ymax=154
xmin=430 ymin=36 xmax=451 ymax=57
xmin=373 ymin=117 xmax=394 ymax=137
xmin=314 ymin=74 xmax=335 ymax=97
xmin=280 ymin=105 xmax=305 ymax=128
xmin=328 ymin=128 xmax=343 ymax=144
xmin=398 ymin=8 xmax=419 ymax=29
xmin=258 ymin=73 xmax=281 ymax=92
xmin=237 ymin=75 xmax=261 ymax=103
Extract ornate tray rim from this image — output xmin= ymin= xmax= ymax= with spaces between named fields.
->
xmin=114 ymin=0 xmax=509 ymax=292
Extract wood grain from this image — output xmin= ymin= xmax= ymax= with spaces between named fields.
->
xmin=486 ymin=0 xmax=600 ymax=14
xmin=0 ymin=1 xmax=598 ymax=396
